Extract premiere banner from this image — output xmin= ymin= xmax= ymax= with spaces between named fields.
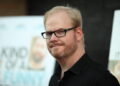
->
xmin=108 ymin=10 xmax=120 ymax=83
xmin=0 ymin=16 xmax=55 ymax=86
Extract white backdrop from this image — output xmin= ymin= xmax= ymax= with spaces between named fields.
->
xmin=0 ymin=16 xmax=55 ymax=86
xmin=108 ymin=10 xmax=120 ymax=83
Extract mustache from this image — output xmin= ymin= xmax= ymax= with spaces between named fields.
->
xmin=48 ymin=42 xmax=64 ymax=48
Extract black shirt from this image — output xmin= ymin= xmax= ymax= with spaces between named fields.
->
xmin=49 ymin=53 xmax=120 ymax=86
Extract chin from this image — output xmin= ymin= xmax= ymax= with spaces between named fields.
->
xmin=53 ymin=54 xmax=63 ymax=59
xmin=49 ymin=46 xmax=64 ymax=57
xmin=50 ymin=50 xmax=62 ymax=58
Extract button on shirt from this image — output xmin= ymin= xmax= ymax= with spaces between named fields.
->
xmin=49 ymin=53 xmax=120 ymax=86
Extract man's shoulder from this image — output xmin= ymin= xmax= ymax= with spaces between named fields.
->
xmin=85 ymin=56 xmax=111 ymax=77
xmin=74 ymin=53 xmax=112 ymax=77
xmin=82 ymin=56 xmax=119 ymax=85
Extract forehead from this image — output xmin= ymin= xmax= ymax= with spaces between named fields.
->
xmin=45 ymin=11 xmax=73 ymax=31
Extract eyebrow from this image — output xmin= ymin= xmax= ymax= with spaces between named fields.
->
xmin=46 ymin=28 xmax=65 ymax=32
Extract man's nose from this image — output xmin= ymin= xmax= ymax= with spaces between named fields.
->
xmin=49 ymin=33 xmax=58 ymax=41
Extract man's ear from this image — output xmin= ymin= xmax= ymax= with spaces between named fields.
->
xmin=75 ymin=27 xmax=83 ymax=41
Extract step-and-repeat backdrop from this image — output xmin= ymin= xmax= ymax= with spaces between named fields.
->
xmin=0 ymin=10 xmax=119 ymax=85
xmin=0 ymin=16 xmax=55 ymax=86
xmin=108 ymin=10 xmax=120 ymax=83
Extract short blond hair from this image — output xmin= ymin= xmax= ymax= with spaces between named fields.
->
xmin=44 ymin=6 xmax=83 ymax=28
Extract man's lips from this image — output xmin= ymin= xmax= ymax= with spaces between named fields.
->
xmin=49 ymin=43 xmax=63 ymax=48
xmin=50 ymin=44 xmax=61 ymax=48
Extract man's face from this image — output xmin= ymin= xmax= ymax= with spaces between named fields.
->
xmin=45 ymin=11 xmax=78 ymax=59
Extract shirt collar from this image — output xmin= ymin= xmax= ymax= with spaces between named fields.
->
xmin=68 ymin=53 xmax=89 ymax=75
xmin=54 ymin=53 xmax=89 ymax=76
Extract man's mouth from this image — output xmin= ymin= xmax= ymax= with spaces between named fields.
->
xmin=49 ymin=43 xmax=63 ymax=48
xmin=50 ymin=44 xmax=61 ymax=48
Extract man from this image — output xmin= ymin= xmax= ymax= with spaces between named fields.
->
xmin=41 ymin=6 xmax=120 ymax=86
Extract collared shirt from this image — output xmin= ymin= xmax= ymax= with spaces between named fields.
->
xmin=49 ymin=53 xmax=120 ymax=86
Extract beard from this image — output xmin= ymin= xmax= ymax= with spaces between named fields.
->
xmin=47 ymin=37 xmax=77 ymax=59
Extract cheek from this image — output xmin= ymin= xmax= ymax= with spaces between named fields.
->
xmin=66 ymin=34 xmax=77 ymax=43
xmin=46 ymin=43 xmax=50 ymax=50
xmin=45 ymin=42 xmax=49 ymax=51
xmin=64 ymin=34 xmax=76 ymax=46
xmin=46 ymin=40 xmax=49 ymax=46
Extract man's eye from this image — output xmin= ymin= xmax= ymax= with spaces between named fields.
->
xmin=56 ymin=30 xmax=64 ymax=34
xmin=46 ymin=32 xmax=52 ymax=36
